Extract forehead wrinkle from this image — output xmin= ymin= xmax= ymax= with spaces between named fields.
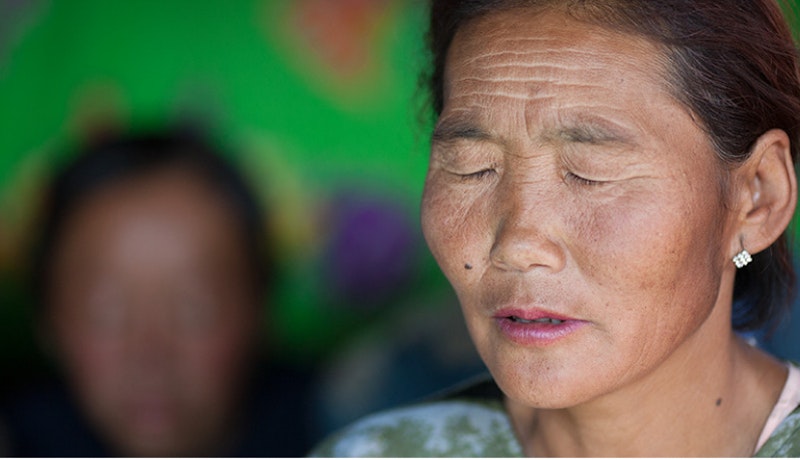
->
xmin=461 ymin=47 xmax=613 ymax=73
xmin=460 ymin=25 xmax=646 ymax=61
xmin=452 ymin=13 xmax=669 ymax=83
xmin=448 ymin=90 xmax=536 ymax=102
xmin=463 ymin=49 xmax=548 ymax=66
xmin=481 ymin=62 xmax=608 ymax=73
xmin=455 ymin=76 xmax=557 ymax=84
xmin=449 ymin=57 xmax=624 ymax=94
xmin=462 ymin=44 xmax=599 ymax=67
xmin=474 ymin=49 xmax=618 ymax=69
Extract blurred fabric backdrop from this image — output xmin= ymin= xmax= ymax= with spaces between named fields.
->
xmin=2 ymin=0 xmax=427 ymax=358
xmin=3 ymin=0 xmax=800 ymax=444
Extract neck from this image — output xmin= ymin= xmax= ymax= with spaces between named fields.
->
xmin=506 ymin=293 xmax=786 ymax=457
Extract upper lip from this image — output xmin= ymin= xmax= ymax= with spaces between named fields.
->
xmin=493 ymin=307 xmax=578 ymax=322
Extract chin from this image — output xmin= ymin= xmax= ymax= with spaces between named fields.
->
xmin=502 ymin=378 xmax=602 ymax=410
xmin=485 ymin=350 xmax=608 ymax=410
xmin=498 ymin=376 xmax=583 ymax=410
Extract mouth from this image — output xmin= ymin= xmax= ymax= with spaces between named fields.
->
xmin=493 ymin=308 xmax=586 ymax=346
xmin=507 ymin=315 xmax=567 ymax=325
xmin=496 ymin=307 xmax=576 ymax=323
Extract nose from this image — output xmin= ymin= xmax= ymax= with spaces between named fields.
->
xmin=125 ymin=303 xmax=173 ymax=374
xmin=489 ymin=185 xmax=566 ymax=273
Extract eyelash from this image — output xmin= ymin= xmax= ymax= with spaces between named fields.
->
xmin=565 ymin=171 xmax=602 ymax=186
xmin=459 ymin=168 xmax=496 ymax=181
xmin=454 ymin=169 xmax=602 ymax=186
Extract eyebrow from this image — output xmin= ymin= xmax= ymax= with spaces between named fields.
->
xmin=431 ymin=119 xmax=493 ymax=143
xmin=555 ymin=124 xmax=632 ymax=145
xmin=431 ymin=116 xmax=637 ymax=148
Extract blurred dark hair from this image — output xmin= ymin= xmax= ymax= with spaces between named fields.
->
xmin=426 ymin=0 xmax=800 ymax=332
xmin=32 ymin=128 xmax=272 ymax=312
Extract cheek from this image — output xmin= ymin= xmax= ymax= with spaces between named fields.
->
xmin=174 ymin=307 xmax=256 ymax=401
xmin=421 ymin=177 xmax=492 ymax=280
xmin=51 ymin=320 xmax=132 ymax=422
xmin=573 ymin=180 xmax=719 ymax=274
xmin=179 ymin=330 xmax=249 ymax=379
xmin=571 ymin=195 xmax=667 ymax=286
xmin=575 ymin=187 xmax=727 ymax=341
xmin=52 ymin=308 xmax=126 ymax=386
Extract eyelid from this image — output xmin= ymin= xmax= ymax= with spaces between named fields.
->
xmin=433 ymin=143 xmax=500 ymax=181
xmin=459 ymin=168 xmax=496 ymax=180
xmin=565 ymin=171 xmax=603 ymax=186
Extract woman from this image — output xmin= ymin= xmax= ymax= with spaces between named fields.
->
xmin=2 ymin=130 xmax=314 ymax=456
xmin=312 ymin=0 xmax=800 ymax=456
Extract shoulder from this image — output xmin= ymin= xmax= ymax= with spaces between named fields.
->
xmin=756 ymin=361 xmax=800 ymax=458
xmin=756 ymin=404 xmax=800 ymax=457
xmin=310 ymin=376 xmax=523 ymax=457
xmin=310 ymin=400 xmax=520 ymax=457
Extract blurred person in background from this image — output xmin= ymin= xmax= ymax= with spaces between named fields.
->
xmin=1 ymin=128 xmax=315 ymax=456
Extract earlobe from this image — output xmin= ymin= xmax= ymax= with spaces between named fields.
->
xmin=736 ymin=129 xmax=797 ymax=256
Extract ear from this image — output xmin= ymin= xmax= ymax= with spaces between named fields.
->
xmin=733 ymin=129 xmax=797 ymax=256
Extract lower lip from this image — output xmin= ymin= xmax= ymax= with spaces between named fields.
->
xmin=494 ymin=317 xmax=587 ymax=346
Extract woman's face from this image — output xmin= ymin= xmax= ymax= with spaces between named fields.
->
xmin=46 ymin=168 xmax=259 ymax=456
xmin=421 ymin=9 xmax=742 ymax=409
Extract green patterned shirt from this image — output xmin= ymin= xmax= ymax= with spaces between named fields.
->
xmin=311 ymin=375 xmax=800 ymax=457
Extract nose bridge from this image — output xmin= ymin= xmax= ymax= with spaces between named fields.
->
xmin=490 ymin=169 xmax=565 ymax=273
xmin=125 ymin=297 xmax=173 ymax=371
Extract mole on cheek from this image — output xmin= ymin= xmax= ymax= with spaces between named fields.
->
xmin=465 ymin=263 xmax=473 ymax=270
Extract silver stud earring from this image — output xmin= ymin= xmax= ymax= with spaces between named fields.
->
xmin=732 ymin=241 xmax=752 ymax=269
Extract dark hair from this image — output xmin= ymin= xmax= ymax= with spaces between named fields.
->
xmin=427 ymin=0 xmax=800 ymax=332
xmin=32 ymin=128 xmax=272 ymax=312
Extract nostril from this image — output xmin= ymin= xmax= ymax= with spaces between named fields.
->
xmin=490 ymin=228 xmax=565 ymax=273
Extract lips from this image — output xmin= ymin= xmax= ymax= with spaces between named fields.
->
xmin=508 ymin=316 xmax=566 ymax=325
xmin=494 ymin=307 xmax=586 ymax=346
xmin=496 ymin=307 xmax=575 ymax=322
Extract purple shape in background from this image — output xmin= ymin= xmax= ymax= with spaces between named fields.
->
xmin=322 ymin=192 xmax=420 ymax=311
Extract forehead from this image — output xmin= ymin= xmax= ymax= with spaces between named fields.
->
xmin=445 ymin=8 xmax=672 ymax=104
xmin=55 ymin=169 xmax=245 ymax=266
xmin=439 ymin=8 xmax=691 ymax=147
xmin=86 ymin=169 xmax=234 ymax=228
xmin=447 ymin=7 xmax=666 ymax=81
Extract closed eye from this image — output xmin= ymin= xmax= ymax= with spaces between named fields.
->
xmin=458 ymin=168 xmax=496 ymax=181
xmin=565 ymin=171 xmax=603 ymax=186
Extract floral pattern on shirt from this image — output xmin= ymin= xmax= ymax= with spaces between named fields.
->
xmin=312 ymin=376 xmax=800 ymax=457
